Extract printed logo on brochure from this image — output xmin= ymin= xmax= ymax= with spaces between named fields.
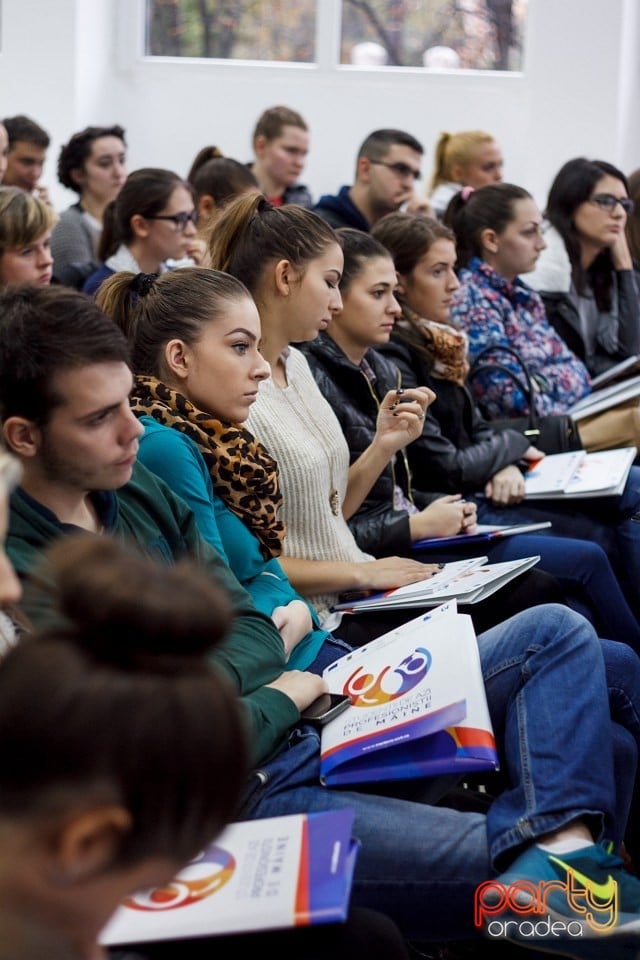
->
xmin=124 ymin=845 xmax=236 ymax=911
xmin=344 ymin=645 xmax=431 ymax=707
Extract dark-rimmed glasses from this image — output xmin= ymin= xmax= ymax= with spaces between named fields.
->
xmin=370 ymin=161 xmax=421 ymax=181
xmin=589 ymin=194 xmax=634 ymax=214
xmin=146 ymin=210 xmax=198 ymax=230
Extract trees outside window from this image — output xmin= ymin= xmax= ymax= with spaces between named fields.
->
xmin=146 ymin=0 xmax=316 ymax=62
xmin=341 ymin=0 xmax=527 ymax=70
xmin=145 ymin=0 xmax=527 ymax=72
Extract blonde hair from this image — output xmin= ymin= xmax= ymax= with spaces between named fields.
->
xmin=0 ymin=187 xmax=57 ymax=257
xmin=429 ymin=130 xmax=496 ymax=193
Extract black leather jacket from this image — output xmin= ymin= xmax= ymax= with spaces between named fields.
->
xmin=300 ymin=334 xmax=437 ymax=557
xmin=540 ymin=269 xmax=640 ymax=377
xmin=377 ymin=327 xmax=530 ymax=494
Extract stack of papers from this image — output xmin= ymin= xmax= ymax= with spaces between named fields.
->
xmin=590 ymin=355 xmax=640 ymax=389
xmin=568 ymin=374 xmax=640 ymax=421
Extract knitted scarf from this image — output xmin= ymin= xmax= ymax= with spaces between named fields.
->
xmin=131 ymin=375 xmax=285 ymax=559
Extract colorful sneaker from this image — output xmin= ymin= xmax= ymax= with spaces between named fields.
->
xmin=476 ymin=841 xmax=640 ymax=959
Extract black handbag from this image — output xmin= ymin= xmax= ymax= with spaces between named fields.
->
xmin=467 ymin=344 xmax=583 ymax=455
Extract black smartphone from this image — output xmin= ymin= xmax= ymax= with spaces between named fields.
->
xmin=300 ymin=693 xmax=351 ymax=726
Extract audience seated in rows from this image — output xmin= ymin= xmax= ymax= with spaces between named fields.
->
xmin=3 ymin=103 xmax=640 ymax=956
xmin=299 ymin=223 xmax=640 ymax=646
xmin=3 ymin=283 xmax=640 ymax=959
xmin=0 ymin=445 xmax=408 ymax=960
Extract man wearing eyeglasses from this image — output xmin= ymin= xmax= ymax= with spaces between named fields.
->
xmin=314 ymin=128 xmax=426 ymax=231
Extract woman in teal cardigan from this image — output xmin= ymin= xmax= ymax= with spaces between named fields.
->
xmin=135 ymin=414 xmax=333 ymax=671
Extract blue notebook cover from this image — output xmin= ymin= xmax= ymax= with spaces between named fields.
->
xmin=412 ymin=520 xmax=551 ymax=551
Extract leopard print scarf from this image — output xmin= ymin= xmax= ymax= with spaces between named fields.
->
xmin=131 ymin=375 xmax=285 ymax=559
xmin=402 ymin=305 xmax=469 ymax=387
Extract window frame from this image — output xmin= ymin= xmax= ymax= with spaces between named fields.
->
xmin=136 ymin=0 xmax=528 ymax=77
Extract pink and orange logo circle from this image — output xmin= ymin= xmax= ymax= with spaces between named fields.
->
xmin=125 ymin=845 xmax=236 ymax=911
xmin=344 ymin=645 xmax=432 ymax=707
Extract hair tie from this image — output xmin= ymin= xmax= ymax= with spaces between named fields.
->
xmin=460 ymin=186 xmax=475 ymax=202
xmin=130 ymin=272 xmax=157 ymax=298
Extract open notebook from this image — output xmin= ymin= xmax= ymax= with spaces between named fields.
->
xmin=332 ymin=555 xmax=539 ymax=613
xmin=523 ymin=447 xmax=636 ymax=499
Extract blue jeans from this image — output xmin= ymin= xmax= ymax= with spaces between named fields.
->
xmin=477 ymin=532 xmax=640 ymax=651
xmin=471 ymin=465 xmax=640 ymax=628
xmin=240 ymin=605 xmax=636 ymax=941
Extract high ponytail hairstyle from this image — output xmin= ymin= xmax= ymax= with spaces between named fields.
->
xmin=443 ymin=182 xmax=532 ymax=269
xmin=0 ymin=534 xmax=247 ymax=865
xmin=190 ymin=157 xmax=258 ymax=209
xmin=208 ymin=192 xmax=337 ymax=296
xmin=187 ymin=144 xmax=225 ymax=184
xmin=429 ymin=130 xmax=495 ymax=193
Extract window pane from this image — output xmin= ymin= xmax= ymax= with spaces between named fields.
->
xmin=146 ymin=0 xmax=317 ymax=62
xmin=341 ymin=0 xmax=528 ymax=71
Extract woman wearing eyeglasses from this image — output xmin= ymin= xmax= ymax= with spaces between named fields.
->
xmin=82 ymin=167 xmax=203 ymax=297
xmin=525 ymin=157 xmax=640 ymax=377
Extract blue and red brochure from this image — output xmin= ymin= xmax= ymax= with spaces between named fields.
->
xmin=100 ymin=809 xmax=357 ymax=944
xmin=319 ymin=601 xmax=498 ymax=786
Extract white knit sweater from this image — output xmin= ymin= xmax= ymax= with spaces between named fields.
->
xmin=246 ymin=346 xmax=373 ymax=622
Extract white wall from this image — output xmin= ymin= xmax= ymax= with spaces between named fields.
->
xmin=1 ymin=0 xmax=639 ymax=214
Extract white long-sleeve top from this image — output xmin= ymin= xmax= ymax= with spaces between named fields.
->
xmin=246 ymin=346 xmax=373 ymax=622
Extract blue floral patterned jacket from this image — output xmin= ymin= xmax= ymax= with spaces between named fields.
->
xmin=450 ymin=258 xmax=591 ymax=419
